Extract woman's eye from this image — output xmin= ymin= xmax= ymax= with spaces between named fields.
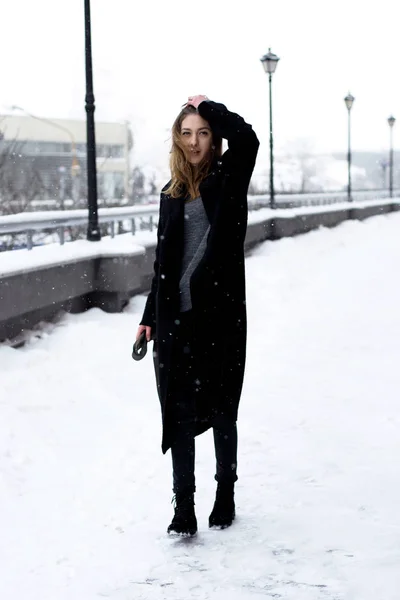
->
xmin=200 ymin=131 xmax=209 ymax=136
xmin=182 ymin=131 xmax=190 ymax=136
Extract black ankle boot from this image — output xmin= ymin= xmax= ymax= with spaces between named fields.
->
xmin=167 ymin=492 xmax=197 ymax=536
xmin=209 ymin=482 xmax=236 ymax=528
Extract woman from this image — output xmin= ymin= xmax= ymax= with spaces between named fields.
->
xmin=136 ymin=95 xmax=259 ymax=536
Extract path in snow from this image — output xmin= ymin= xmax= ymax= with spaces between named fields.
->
xmin=1 ymin=213 xmax=400 ymax=599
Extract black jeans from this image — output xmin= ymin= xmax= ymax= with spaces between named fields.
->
xmin=169 ymin=310 xmax=238 ymax=494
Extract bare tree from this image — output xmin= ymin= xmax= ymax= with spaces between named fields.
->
xmin=0 ymin=138 xmax=55 ymax=249
xmin=130 ymin=166 xmax=146 ymax=204
xmin=279 ymin=138 xmax=319 ymax=193
xmin=148 ymin=174 xmax=157 ymax=196
xmin=0 ymin=139 xmax=49 ymax=215
xmin=248 ymin=177 xmax=267 ymax=195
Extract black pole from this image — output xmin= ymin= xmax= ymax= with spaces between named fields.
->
xmin=389 ymin=127 xmax=394 ymax=198
xmin=84 ymin=0 xmax=101 ymax=241
xmin=269 ymin=73 xmax=275 ymax=209
xmin=347 ymin=109 xmax=352 ymax=202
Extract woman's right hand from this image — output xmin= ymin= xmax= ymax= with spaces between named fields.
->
xmin=136 ymin=325 xmax=152 ymax=342
xmin=186 ymin=95 xmax=208 ymax=109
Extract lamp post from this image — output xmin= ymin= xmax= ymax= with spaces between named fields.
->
xmin=344 ymin=93 xmax=355 ymax=202
xmin=388 ymin=115 xmax=396 ymax=198
xmin=84 ymin=0 xmax=100 ymax=241
xmin=260 ymin=49 xmax=280 ymax=209
xmin=379 ymin=158 xmax=389 ymax=189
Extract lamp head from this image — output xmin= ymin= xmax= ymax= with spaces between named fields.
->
xmin=344 ymin=93 xmax=355 ymax=111
xmin=260 ymin=49 xmax=280 ymax=75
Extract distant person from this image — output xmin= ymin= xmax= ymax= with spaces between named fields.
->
xmin=136 ymin=95 xmax=259 ymax=535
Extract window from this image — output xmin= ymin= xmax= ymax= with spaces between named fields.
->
xmin=111 ymin=145 xmax=124 ymax=158
xmin=76 ymin=143 xmax=87 ymax=155
xmin=20 ymin=141 xmax=74 ymax=155
xmin=95 ymin=144 xmax=124 ymax=159
xmin=20 ymin=141 xmax=40 ymax=154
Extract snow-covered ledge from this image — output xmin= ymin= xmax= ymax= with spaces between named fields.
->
xmin=1 ymin=199 xmax=399 ymax=344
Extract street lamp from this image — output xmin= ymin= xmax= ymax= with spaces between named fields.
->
xmin=344 ymin=93 xmax=355 ymax=202
xmin=388 ymin=115 xmax=396 ymax=198
xmin=378 ymin=158 xmax=389 ymax=189
xmin=260 ymin=48 xmax=280 ymax=209
xmin=84 ymin=0 xmax=100 ymax=241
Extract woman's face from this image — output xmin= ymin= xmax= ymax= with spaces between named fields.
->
xmin=180 ymin=114 xmax=213 ymax=165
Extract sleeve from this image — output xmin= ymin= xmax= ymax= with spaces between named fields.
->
xmin=197 ymin=100 xmax=259 ymax=177
xmin=139 ymin=196 xmax=164 ymax=330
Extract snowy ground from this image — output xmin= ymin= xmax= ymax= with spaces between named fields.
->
xmin=1 ymin=212 xmax=400 ymax=599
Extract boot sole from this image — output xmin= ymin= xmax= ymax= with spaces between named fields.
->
xmin=209 ymin=522 xmax=234 ymax=529
xmin=167 ymin=528 xmax=197 ymax=537
xmin=209 ymin=514 xmax=236 ymax=529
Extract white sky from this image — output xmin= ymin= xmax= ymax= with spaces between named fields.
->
xmin=1 ymin=0 xmax=399 ymax=174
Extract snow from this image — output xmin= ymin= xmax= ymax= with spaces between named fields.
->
xmin=247 ymin=197 xmax=398 ymax=223
xmin=0 ymin=231 xmax=156 ymax=278
xmin=1 ymin=212 xmax=400 ymax=599
xmin=0 ymin=206 xmax=160 ymax=227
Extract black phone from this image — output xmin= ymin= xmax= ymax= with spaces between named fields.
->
xmin=132 ymin=330 xmax=148 ymax=361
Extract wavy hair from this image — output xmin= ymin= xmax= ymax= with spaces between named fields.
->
xmin=163 ymin=105 xmax=223 ymax=200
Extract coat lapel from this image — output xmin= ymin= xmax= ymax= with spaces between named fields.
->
xmin=163 ymin=193 xmax=184 ymax=231
xmin=162 ymin=194 xmax=185 ymax=274
xmin=199 ymin=177 xmax=217 ymax=224
xmin=199 ymin=159 xmax=223 ymax=224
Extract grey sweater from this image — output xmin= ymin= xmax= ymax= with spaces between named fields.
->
xmin=179 ymin=197 xmax=210 ymax=312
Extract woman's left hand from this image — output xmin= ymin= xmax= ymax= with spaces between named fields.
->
xmin=186 ymin=95 xmax=208 ymax=109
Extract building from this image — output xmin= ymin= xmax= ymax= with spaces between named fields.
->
xmin=0 ymin=113 xmax=132 ymax=205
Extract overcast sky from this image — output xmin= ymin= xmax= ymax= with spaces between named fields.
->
xmin=1 ymin=0 xmax=399 ymax=175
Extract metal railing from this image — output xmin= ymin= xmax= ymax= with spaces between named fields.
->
xmin=0 ymin=190 xmax=399 ymax=251
xmin=248 ymin=189 xmax=397 ymax=209
xmin=0 ymin=205 xmax=158 ymax=250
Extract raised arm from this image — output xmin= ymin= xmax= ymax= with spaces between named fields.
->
xmin=197 ymin=99 xmax=259 ymax=177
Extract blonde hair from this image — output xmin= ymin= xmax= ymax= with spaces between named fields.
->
xmin=164 ymin=105 xmax=223 ymax=200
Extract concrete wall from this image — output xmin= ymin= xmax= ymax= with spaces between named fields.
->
xmin=1 ymin=202 xmax=399 ymax=344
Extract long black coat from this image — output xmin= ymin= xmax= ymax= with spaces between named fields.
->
xmin=140 ymin=100 xmax=259 ymax=453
